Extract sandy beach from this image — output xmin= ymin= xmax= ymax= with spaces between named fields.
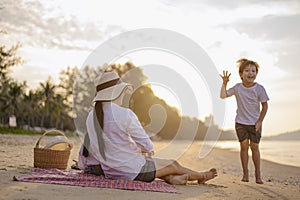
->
xmin=0 ymin=134 xmax=299 ymax=200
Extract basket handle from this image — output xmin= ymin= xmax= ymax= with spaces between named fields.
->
xmin=35 ymin=129 xmax=69 ymax=149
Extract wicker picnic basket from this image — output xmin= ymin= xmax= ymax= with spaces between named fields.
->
xmin=34 ymin=129 xmax=72 ymax=169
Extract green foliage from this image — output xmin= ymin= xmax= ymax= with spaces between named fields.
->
xmin=0 ymin=43 xmax=23 ymax=81
xmin=0 ymin=43 xmax=25 ymax=125
xmin=0 ymin=126 xmax=42 ymax=135
xmin=0 ymin=41 xmax=77 ymax=130
xmin=0 ymin=39 xmax=222 ymax=140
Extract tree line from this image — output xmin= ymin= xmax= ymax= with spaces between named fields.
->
xmin=0 ymin=41 xmax=235 ymax=140
xmin=0 ymin=42 xmax=77 ymax=130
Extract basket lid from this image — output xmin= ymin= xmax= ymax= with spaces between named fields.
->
xmin=44 ymin=136 xmax=73 ymax=150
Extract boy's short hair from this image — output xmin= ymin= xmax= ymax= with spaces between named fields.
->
xmin=237 ymin=58 xmax=260 ymax=75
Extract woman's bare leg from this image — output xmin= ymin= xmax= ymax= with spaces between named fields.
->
xmin=161 ymin=174 xmax=189 ymax=185
xmin=240 ymin=139 xmax=250 ymax=182
xmin=153 ymin=158 xmax=217 ymax=184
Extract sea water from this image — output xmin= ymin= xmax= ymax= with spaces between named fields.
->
xmin=210 ymin=140 xmax=300 ymax=167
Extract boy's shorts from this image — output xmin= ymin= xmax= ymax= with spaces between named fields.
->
xmin=235 ymin=123 xmax=261 ymax=143
xmin=134 ymin=157 xmax=156 ymax=182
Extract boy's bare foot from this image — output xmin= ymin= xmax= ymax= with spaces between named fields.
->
xmin=255 ymin=171 xmax=263 ymax=184
xmin=167 ymin=174 xmax=189 ymax=185
xmin=241 ymin=170 xmax=249 ymax=182
xmin=241 ymin=176 xmax=249 ymax=182
xmin=197 ymin=168 xmax=218 ymax=184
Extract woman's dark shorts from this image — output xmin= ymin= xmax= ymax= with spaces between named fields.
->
xmin=85 ymin=157 xmax=156 ymax=182
xmin=134 ymin=157 xmax=156 ymax=182
xmin=235 ymin=123 xmax=261 ymax=143
xmin=85 ymin=164 xmax=105 ymax=176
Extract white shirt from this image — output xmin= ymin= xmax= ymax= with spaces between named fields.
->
xmin=227 ymin=83 xmax=269 ymax=125
xmin=78 ymin=102 xmax=153 ymax=180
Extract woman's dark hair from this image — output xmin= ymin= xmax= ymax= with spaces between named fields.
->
xmin=82 ymin=101 xmax=106 ymax=159
xmin=95 ymin=102 xmax=104 ymax=129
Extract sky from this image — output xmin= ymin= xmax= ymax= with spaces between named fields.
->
xmin=1 ymin=0 xmax=300 ymax=136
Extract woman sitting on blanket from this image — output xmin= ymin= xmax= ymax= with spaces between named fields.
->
xmin=77 ymin=71 xmax=217 ymax=185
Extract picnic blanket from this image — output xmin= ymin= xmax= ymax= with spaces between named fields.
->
xmin=14 ymin=168 xmax=177 ymax=193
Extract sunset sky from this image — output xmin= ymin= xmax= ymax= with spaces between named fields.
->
xmin=1 ymin=0 xmax=299 ymax=136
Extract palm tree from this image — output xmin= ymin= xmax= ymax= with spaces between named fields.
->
xmin=39 ymin=79 xmax=56 ymax=128
xmin=0 ymin=80 xmax=25 ymax=127
xmin=0 ymin=79 xmax=10 ymax=125
xmin=8 ymin=81 xmax=25 ymax=115
xmin=51 ymin=94 xmax=69 ymax=129
xmin=0 ymin=43 xmax=22 ymax=83
xmin=22 ymin=90 xmax=41 ymax=128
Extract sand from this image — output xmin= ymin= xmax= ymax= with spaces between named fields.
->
xmin=0 ymin=134 xmax=299 ymax=200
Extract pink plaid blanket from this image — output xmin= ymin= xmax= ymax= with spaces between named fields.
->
xmin=14 ymin=168 xmax=177 ymax=193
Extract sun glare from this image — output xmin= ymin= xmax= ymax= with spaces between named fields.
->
xmin=113 ymin=49 xmax=213 ymax=120
xmin=151 ymin=84 xmax=181 ymax=108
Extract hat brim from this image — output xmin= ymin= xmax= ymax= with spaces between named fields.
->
xmin=93 ymin=82 xmax=132 ymax=102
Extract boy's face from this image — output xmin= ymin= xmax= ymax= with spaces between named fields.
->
xmin=240 ymin=64 xmax=257 ymax=84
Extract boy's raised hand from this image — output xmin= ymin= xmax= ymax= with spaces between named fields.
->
xmin=220 ymin=70 xmax=231 ymax=85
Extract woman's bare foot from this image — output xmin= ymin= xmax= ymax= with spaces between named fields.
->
xmin=197 ymin=168 xmax=218 ymax=184
xmin=164 ymin=174 xmax=188 ymax=185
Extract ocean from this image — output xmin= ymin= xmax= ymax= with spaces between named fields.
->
xmin=210 ymin=140 xmax=300 ymax=167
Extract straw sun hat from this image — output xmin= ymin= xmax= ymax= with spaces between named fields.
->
xmin=93 ymin=71 xmax=132 ymax=102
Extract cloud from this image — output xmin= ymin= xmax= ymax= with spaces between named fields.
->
xmin=275 ymin=43 xmax=300 ymax=74
xmin=0 ymin=0 xmax=124 ymax=51
xmin=225 ymin=14 xmax=300 ymax=75
xmin=204 ymin=0 xmax=300 ymax=9
xmin=11 ymin=64 xmax=49 ymax=88
xmin=162 ymin=0 xmax=300 ymax=10
xmin=229 ymin=14 xmax=300 ymax=41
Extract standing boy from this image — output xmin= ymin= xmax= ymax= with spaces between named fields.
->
xmin=220 ymin=58 xmax=269 ymax=184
